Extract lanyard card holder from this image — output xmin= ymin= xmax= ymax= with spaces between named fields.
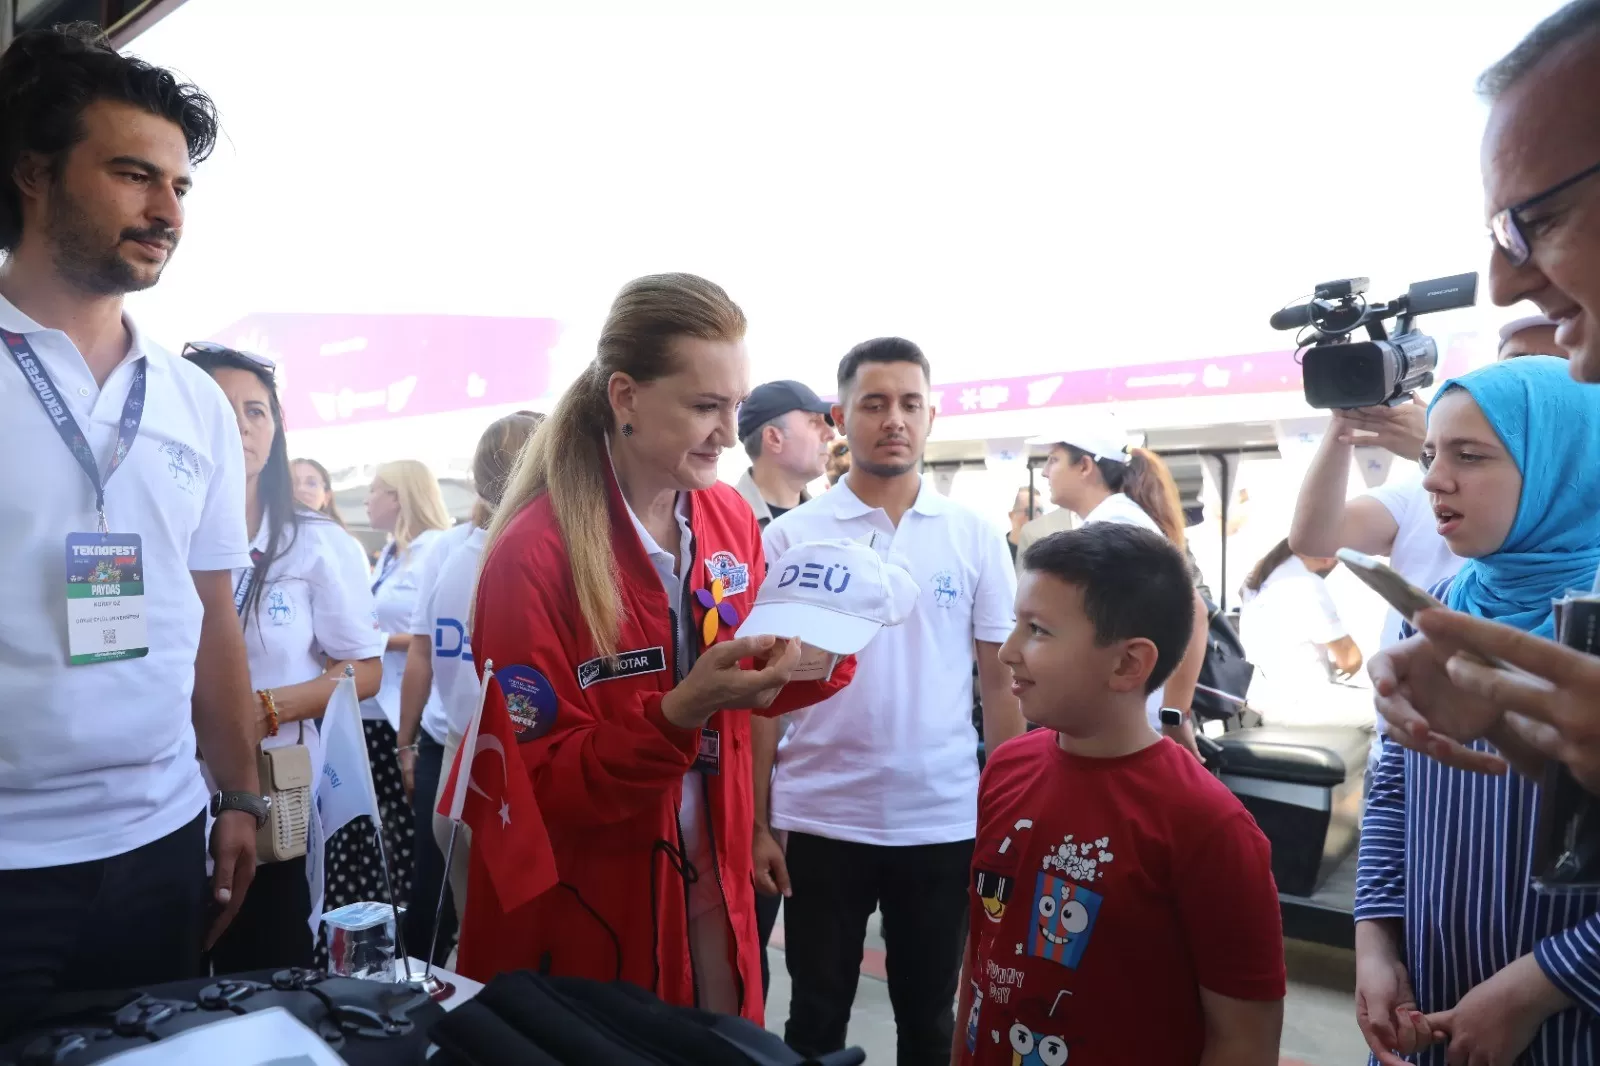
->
xmin=1533 ymin=594 xmax=1600 ymax=893
xmin=258 ymin=725 xmax=312 ymax=863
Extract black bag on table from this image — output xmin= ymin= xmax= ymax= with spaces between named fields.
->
xmin=429 ymin=969 xmax=866 ymax=1066
xmin=0 ymin=968 xmax=442 ymax=1066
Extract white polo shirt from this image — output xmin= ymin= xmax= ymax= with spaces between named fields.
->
xmin=1082 ymin=491 xmax=1162 ymax=534
xmin=764 ymin=476 xmax=1017 ymax=846
xmin=238 ymin=510 xmax=387 ymax=781
xmin=364 ymin=525 xmax=447 ymax=727
xmin=403 ymin=520 xmax=477 ymax=743
xmin=1363 ymin=479 xmax=1461 ymax=649
xmin=411 ymin=524 xmax=488 ymax=745
xmin=0 ymin=294 xmax=251 ymax=869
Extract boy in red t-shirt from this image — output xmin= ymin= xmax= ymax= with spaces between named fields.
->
xmin=954 ymin=523 xmax=1286 ymax=1066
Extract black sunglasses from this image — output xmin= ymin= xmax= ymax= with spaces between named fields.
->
xmin=1490 ymin=157 xmax=1600 ymax=268
xmin=182 ymin=340 xmax=277 ymax=371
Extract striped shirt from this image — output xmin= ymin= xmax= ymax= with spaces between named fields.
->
xmin=1355 ymin=581 xmax=1600 ymax=1064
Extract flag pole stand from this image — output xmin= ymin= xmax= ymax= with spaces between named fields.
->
xmin=423 ymin=655 xmax=492 ymax=996
xmin=423 ymin=820 xmax=461 ymax=989
xmin=374 ymin=802 xmax=455 ymax=998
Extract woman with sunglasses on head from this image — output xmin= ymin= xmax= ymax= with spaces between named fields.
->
xmin=180 ymin=343 xmax=384 ymax=970
xmin=291 ymin=458 xmax=347 ymax=529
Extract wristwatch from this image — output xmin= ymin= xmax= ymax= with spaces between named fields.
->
xmin=1158 ymin=707 xmax=1188 ymax=729
xmin=211 ymin=790 xmax=271 ymax=830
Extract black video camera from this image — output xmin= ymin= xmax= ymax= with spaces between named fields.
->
xmin=1270 ymin=273 xmax=1478 ymax=409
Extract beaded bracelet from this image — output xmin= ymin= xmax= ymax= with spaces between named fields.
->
xmin=257 ymin=689 xmax=280 ymax=738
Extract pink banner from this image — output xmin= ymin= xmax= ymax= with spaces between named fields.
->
xmin=908 ymin=336 xmax=1479 ymax=416
xmin=210 ymin=313 xmax=562 ymax=430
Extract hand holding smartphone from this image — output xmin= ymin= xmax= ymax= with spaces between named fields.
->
xmin=1335 ymin=549 xmax=1504 ymax=668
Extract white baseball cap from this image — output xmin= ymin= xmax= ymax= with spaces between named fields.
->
xmin=737 ymin=538 xmax=920 ymax=655
xmin=1028 ymin=423 xmax=1135 ymax=464
xmin=1498 ymin=314 xmax=1557 ymax=346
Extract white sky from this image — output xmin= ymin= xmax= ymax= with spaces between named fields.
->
xmin=123 ymin=0 xmax=1562 ymax=396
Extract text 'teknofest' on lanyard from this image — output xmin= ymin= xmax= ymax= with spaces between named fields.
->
xmin=3 ymin=328 xmax=145 ymax=534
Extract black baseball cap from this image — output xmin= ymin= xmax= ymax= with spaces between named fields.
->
xmin=738 ymin=380 xmax=833 ymax=442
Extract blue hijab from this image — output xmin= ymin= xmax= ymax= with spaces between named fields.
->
xmin=1429 ymin=355 xmax=1600 ymax=638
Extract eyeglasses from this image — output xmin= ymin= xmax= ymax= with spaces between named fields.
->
xmin=182 ymin=340 xmax=276 ymax=371
xmin=1490 ymin=157 xmax=1600 ymax=267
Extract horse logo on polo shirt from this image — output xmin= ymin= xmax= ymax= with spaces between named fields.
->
xmin=159 ymin=440 xmax=202 ymax=494
xmin=266 ymin=588 xmax=295 ymax=626
xmin=932 ymin=569 xmax=962 ymax=608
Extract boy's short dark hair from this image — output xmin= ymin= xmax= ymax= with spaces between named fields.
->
xmin=1023 ymin=523 xmax=1196 ymax=694
xmin=836 ymin=336 xmax=931 ymax=393
xmin=0 ymin=22 xmax=220 ymax=252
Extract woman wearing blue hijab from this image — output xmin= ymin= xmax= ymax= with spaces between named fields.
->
xmin=1355 ymin=355 xmax=1600 ymax=1066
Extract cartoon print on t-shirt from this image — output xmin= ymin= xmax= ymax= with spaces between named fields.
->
xmin=965 ymin=980 xmax=984 ymax=1054
xmin=1008 ymin=1022 xmax=1069 ymax=1066
xmin=974 ymin=817 xmax=1033 ymax=924
xmin=1028 ymin=873 xmax=1102 ymax=968
xmin=1026 ymin=834 xmax=1112 ymax=969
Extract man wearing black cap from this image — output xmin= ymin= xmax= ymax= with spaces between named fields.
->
xmin=735 ymin=379 xmax=836 ymax=528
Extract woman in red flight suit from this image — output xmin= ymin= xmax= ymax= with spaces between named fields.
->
xmin=462 ymin=273 xmax=854 ymax=1025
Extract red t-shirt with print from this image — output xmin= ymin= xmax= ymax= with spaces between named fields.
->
xmin=959 ymin=729 xmax=1286 ymax=1066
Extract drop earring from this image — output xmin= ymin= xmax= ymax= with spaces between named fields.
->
xmin=622 ymin=423 xmax=634 ymax=437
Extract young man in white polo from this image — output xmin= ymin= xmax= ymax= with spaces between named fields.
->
xmin=757 ymin=337 xmax=1026 ymax=1065
xmin=0 ymin=25 xmax=262 ymax=1029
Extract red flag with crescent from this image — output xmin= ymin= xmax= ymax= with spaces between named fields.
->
xmin=437 ymin=665 xmax=556 ymax=912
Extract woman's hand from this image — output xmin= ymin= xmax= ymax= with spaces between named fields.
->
xmin=1356 ymin=921 xmax=1443 ymax=1066
xmin=397 ymin=745 xmax=417 ymax=801
xmin=1334 ymin=395 xmax=1426 ymax=461
xmin=1422 ymin=954 xmax=1570 ymax=1066
xmin=662 ymin=635 xmax=803 ymax=730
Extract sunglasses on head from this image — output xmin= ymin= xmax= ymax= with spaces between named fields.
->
xmin=182 ymin=340 xmax=276 ymax=371
xmin=1491 ymin=157 xmax=1600 ymax=268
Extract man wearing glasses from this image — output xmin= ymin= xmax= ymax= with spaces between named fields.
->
xmin=1370 ymin=2 xmax=1600 ymax=777
xmin=1359 ymin=4 xmax=1600 ymax=1059
xmin=0 ymin=27 xmax=261 ymax=1031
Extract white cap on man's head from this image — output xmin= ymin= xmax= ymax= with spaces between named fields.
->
xmin=1499 ymin=314 xmax=1557 ymax=346
xmin=737 ymin=538 xmax=920 ymax=655
xmin=1027 ymin=423 xmax=1135 ymax=464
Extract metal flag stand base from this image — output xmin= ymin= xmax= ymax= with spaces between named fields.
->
xmin=417 ymin=820 xmax=464 ymax=1001
xmin=416 ymin=655 xmax=492 ymax=1001
xmin=373 ymin=785 xmax=456 ymax=1001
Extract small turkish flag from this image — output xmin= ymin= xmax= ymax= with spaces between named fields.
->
xmin=438 ymin=667 xmax=556 ymax=912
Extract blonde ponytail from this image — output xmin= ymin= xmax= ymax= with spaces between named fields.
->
xmin=482 ymin=274 xmax=747 ymax=659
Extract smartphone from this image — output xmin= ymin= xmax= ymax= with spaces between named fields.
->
xmin=1336 ymin=548 xmax=1503 ymax=668
xmin=1336 ymin=548 xmax=1446 ymax=620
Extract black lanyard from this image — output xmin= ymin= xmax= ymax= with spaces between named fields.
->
xmin=4 ymin=328 xmax=146 ymax=533
xmin=372 ymin=542 xmax=398 ymax=593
